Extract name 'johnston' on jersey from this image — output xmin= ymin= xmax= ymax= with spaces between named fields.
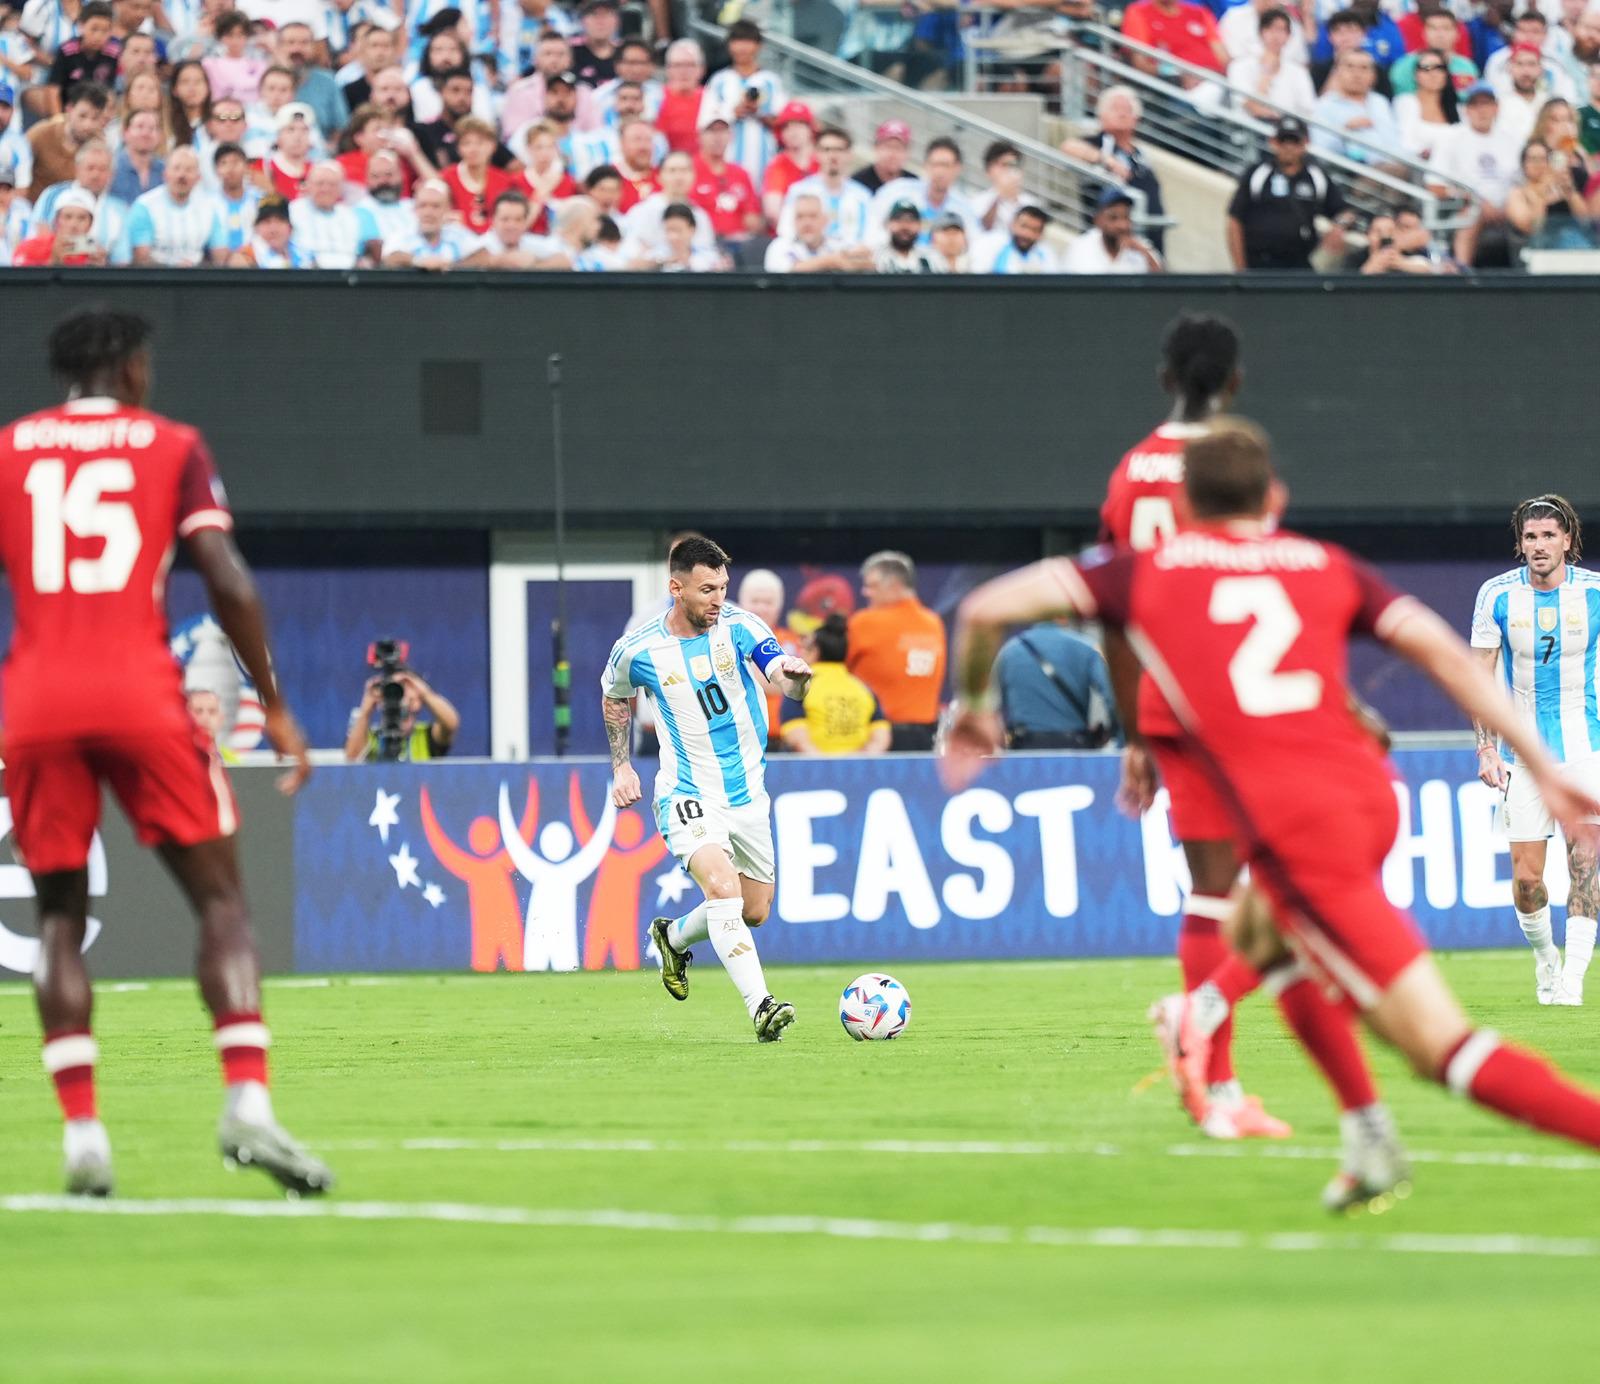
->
xmin=603 ymin=603 xmax=788 ymax=811
xmin=1471 ymin=564 xmax=1600 ymax=765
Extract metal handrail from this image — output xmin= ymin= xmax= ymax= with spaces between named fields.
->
xmin=966 ymin=17 xmax=1477 ymax=233
xmin=691 ymin=16 xmax=1173 ymax=237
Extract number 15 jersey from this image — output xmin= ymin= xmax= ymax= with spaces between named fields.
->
xmin=0 ymin=398 xmax=234 ymax=746
xmin=1471 ymin=565 xmax=1600 ymax=765
xmin=603 ymin=603 xmax=787 ymax=812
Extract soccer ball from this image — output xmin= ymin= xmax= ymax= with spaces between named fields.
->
xmin=839 ymin=974 xmax=912 ymax=1041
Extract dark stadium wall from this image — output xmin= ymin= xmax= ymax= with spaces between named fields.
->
xmin=2 ymin=273 xmax=1595 ymax=528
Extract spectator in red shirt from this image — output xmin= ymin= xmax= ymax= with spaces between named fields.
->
xmin=613 ymin=117 xmax=660 ymax=210
xmin=655 ymin=38 xmax=705 ymax=154
xmin=1122 ymin=0 xmax=1230 ymax=80
xmin=254 ymin=102 xmax=315 ymax=199
xmin=515 ymin=121 xmax=579 ymax=231
xmin=442 ymin=116 xmax=513 ymax=233
xmin=691 ymin=101 xmax=763 ymax=244
xmin=11 ymin=189 xmax=103 ymax=265
xmin=762 ymin=101 xmax=818 ymax=224
xmin=338 ymin=104 xmax=429 ymax=198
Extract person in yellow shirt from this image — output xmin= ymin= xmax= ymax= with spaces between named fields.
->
xmin=781 ymin=615 xmax=891 ymax=755
xmin=847 ymin=550 xmax=947 ymax=751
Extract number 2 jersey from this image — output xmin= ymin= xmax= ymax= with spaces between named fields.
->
xmin=0 ymin=398 xmax=234 ymax=746
xmin=602 ymin=603 xmax=788 ymax=812
xmin=1470 ymin=565 xmax=1600 ymax=766
xmin=1061 ymin=528 xmax=1420 ymax=858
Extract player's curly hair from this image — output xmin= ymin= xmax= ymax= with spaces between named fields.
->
xmin=1512 ymin=494 xmax=1583 ymax=563
xmin=47 ymin=308 xmax=152 ymax=387
xmin=1162 ymin=312 xmax=1240 ymax=408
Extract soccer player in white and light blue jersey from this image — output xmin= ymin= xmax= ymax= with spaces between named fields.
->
xmin=603 ymin=536 xmax=812 ymax=1042
xmin=1471 ymin=495 xmax=1600 ymax=1006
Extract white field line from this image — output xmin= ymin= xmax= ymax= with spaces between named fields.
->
xmin=309 ymin=1134 xmax=1600 ymax=1174
xmin=3 ymin=1194 xmax=1599 ymax=1260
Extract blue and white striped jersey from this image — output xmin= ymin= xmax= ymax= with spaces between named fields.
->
xmin=31 ymin=183 xmax=131 ymax=262
xmin=497 ymin=3 xmax=580 ymax=77
xmin=215 ymin=187 xmax=261 ymax=252
xmin=289 ymin=198 xmax=378 ymax=267
xmin=982 ymin=237 xmax=1057 ymax=274
xmin=703 ymin=67 xmax=783 ymax=184
xmin=566 ymin=126 xmax=667 ymax=177
xmin=1472 ymin=565 xmax=1600 ymax=764
xmin=778 ymin=173 xmax=873 ymax=244
xmin=603 ymin=603 xmax=787 ymax=811
xmin=387 ymin=224 xmax=476 ymax=262
xmin=126 ymin=186 xmax=225 ymax=266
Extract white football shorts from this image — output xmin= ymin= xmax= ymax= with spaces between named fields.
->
xmin=1502 ymin=755 xmax=1600 ymax=841
xmin=656 ymin=792 xmax=776 ymax=884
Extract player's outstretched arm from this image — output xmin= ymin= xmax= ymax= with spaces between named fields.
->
xmin=943 ymin=560 xmax=1080 ymax=791
xmin=186 ymin=528 xmax=310 ymax=795
xmin=766 ymin=654 xmax=813 ymax=700
xmin=1386 ymin=603 xmax=1598 ymax=830
xmin=604 ymin=695 xmax=641 ymax=807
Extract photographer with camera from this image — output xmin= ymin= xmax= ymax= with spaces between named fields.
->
xmin=343 ymin=639 xmax=461 ymax=763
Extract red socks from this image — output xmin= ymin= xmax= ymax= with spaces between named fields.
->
xmin=42 ymin=1029 xmax=99 ymax=1121
xmin=1443 ymin=1031 xmax=1600 ymax=1149
xmin=214 ymin=1011 xmax=271 ymax=1088
xmin=1270 ymin=968 xmax=1378 ymax=1112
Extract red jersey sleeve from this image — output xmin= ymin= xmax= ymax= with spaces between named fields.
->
xmin=176 ymin=432 xmax=233 ymax=540
xmin=1060 ymin=547 xmax=1136 ymax=627
xmin=1121 ymin=3 xmax=1152 ymax=43
xmin=1345 ymin=553 xmax=1417 ymax=641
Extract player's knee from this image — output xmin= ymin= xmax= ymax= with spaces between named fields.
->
xmin=197 ymin=891 xmax=251 ymax=940
xmin=1511 ymin=876 xmax=1544 ymax=911
xmin=743 ymin=898 xmax=771 ymax=928
xmin=703 ymin=877 xmax=741 ymax=903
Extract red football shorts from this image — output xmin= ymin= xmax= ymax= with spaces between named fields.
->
xmin=1150 ymin=737 xmax=1234 ymax=842
xmin=1248 ymin=786 xmax=1424 ymax=1011
xmin=6 ymin=730 xmax=239 ymax=874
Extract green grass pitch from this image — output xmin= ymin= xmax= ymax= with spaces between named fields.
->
xmin=3 ymin=953 xmax=1598 ymax=1383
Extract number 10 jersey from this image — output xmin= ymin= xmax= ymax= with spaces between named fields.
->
xmin=1471 ymin=565 xmax=1600 ymax=766
xmin=603 ymin=603 xmax=787 ymax=813
xmin=0 ymin=397 xmax=234 ymax=746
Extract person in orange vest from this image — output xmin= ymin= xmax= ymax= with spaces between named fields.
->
xmin=847 ymin=551 xmax=947 ymax=752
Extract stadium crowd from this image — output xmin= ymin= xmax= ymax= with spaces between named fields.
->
xmin=0 ymin=3 xmax=1159 ymax=271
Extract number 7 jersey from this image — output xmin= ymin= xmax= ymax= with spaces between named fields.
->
xmin=0 ymin=398 xmax=233 ymax=745
xmin=1470 ymin=565 xmax=1600 ymax=765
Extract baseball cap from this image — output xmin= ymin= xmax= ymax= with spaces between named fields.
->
xmin=886 ymin=198 xmax=921 ymax=221
xmin=1272 ymin=114 xmax=1309 ymax=141
xmin=931 ymin=211 xmax=964 ymax=232
xmin=875 ymin=118 xmax=911 ymax=145
xmin=1095 ymin=185 xmax=1133 ymax=211
xmin=697 ymin=99 xmax=733 ymax=130
xmin=53 ymin=188 xmax=97 ymax=219
xmin=0 ymin=81 xmax=15 ymax=107
xmin=1511 ymin=40 xmax=1543 ymax=57
xmin=547 ymin=69 xmax=579 ymax=89
xmin=774 ymin=100 xmax=815 ymax=131
xmin=1463 ymin=80 xmax=1498 ymax=102
xmin=275 ymin=101 xmax=316 ymax=130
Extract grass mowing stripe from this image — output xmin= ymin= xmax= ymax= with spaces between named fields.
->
xmin=5 ymin=1195 xmax=1600 ymax=1260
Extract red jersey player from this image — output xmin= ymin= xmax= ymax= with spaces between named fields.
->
xmin=0 ymin=309 xmax=332 ymax=1199
xmin=946 ymin=417 xmax=1600 ymax=1210
xmin=1098 ymin=314 xmax=1305 ymax=1141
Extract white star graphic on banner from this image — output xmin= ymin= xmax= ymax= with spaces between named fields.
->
xmin=369 ymin=788 xmax=401 ymax=843
xmin=388 ymin=842 xmax=421 ymax=890
xmin=422 ymin=882 xmax=446 ymax=909
xmin=654 ymin=866 xmax=693 ymax=909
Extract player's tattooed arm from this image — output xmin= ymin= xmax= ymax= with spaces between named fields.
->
xmin=604 ymin=696 xmax=642 ymax=808
xmin=1472 ymin=647 xmax=1508 ymax=788
xmin=603 ymin=696 xmax=632 ymax=769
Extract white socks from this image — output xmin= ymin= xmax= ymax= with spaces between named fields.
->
xmin=706 ymin=896 xmax=768 ymax=1020
xmin=1564 ymin=915 xmax=1597 ymax=996
xmin=225 ymin=1079 xmax=275 ymax=1128
xmin=1517 ymin=905 xmax=1560 ymax=968
xmin=1188 ymin=981 xmax=1230 ymax=1039
xmin=668 ymin=903 xmax=710 ymax=951
xmin=63 ymin=1118 xmax=110 ymax=1164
